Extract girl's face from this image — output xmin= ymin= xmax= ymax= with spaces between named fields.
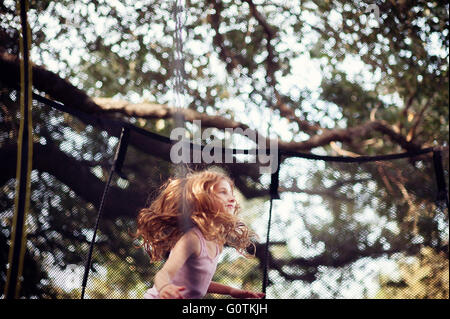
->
xmin=213 ymin=179 xmax=236 ymax=214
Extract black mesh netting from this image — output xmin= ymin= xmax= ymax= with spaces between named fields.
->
xmin=1 ymin=90 xmax=448 ymax=299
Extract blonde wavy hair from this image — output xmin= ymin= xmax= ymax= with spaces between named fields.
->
xmin=133 ymin=169 xmax=255 ymax=261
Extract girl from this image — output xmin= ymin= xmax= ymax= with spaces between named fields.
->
xmin=134 ymin=169 xmax=265 ymax=299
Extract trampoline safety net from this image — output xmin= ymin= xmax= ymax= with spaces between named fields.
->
xmin=0 ymin=91 xmax=448 ymax=299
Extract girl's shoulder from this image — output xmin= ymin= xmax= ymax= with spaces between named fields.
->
xmin=177 ymin=227 xmax=202 ymax=257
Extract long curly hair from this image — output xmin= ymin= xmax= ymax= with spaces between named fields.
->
xmin=133 ymin=169 xmax=255 ymax=261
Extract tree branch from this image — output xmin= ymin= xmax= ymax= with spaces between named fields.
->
xmin=0 ymin=141 xmax=148 ymax=220
xmin=0 ymin=51 xmax=99 ymax=114
xmin=407 ymin=98 xmax=431 ymax=143
xmin=0 ymin=51 xmax=422 ymax=157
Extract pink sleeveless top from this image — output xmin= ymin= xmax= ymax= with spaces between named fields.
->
xmin=143 ymin=227 xmax=220 ymax=299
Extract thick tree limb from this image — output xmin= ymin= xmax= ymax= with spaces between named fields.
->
xmin=0 ymin=141 xmax=147 ymax=219
xmin=0 ymin=51 xmax=99 ymax=113
xmin=0 ymin=51 xmax=422 ymax=155
xmin=92 ymin=97 xmax=256 ymax=135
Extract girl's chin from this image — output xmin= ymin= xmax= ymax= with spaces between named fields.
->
xmin=227 ymin=208 xmax=236 ymax=215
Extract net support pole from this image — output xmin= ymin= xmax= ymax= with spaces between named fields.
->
xmin=262 ymin=150 xmax=281 ymax=298
xmin=433 ymin=149 xmax=449 ymax=210
xmin=80 ymin=126 xmax=130 ymax=299
xmin=4 ymin=0 xmax=33 ymax=300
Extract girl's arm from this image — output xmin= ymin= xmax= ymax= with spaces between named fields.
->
xmin=207 ymin=281 xmax=232 ymax=295
xmin=208 ymin=281 xmax=265 ymax=299
xmin=154 ymin=230 xmax=200 ymax=299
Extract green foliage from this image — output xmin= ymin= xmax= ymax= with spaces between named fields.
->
xmin=207 ymin=252 xmax=262 ymax=299
xmin=376 ymin=247 xmax=449 ymax=299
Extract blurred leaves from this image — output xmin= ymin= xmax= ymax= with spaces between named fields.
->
xmin=376 ymin=247 xmax=449 ymax=299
